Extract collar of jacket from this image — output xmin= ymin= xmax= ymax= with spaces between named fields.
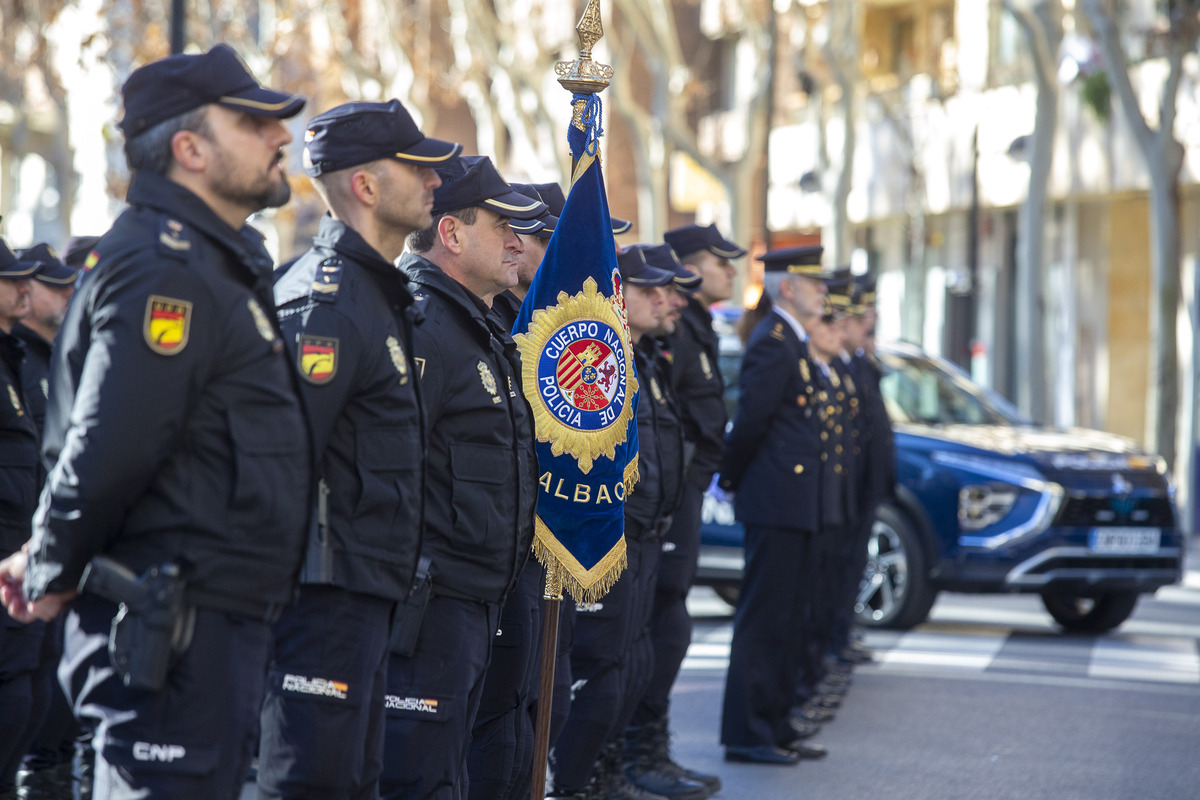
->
xmin=126 ymin=171 xmax=273 ymax=279
xmin=398 ymin=252 xmax=502 ymax=346
xmin=313 ymin=215 xmax=415 ymax=309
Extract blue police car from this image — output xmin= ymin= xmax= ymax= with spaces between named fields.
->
xmin=697 ymin=335 xmax=1184 ymax=634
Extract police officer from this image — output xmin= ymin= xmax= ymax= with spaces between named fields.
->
xmin=261 ymin=99 xmax=460 ymax=800
xmin=0 ymin=238 xmax=43 ymax=799
xmin=0 ymin=45 xmax=310 ymax=800
xmin=8 ymin=242 xmax=82 ymax=800
xmin=11 ymin=244 xmax=77 ymax=435
xmin=717 ymin=245 xmax=834 ymax=765
xmin=466 ymin=182 xmax=550 ymax=800
xmin=832 ymin=275 xmax=892 ymax=665
xmin=548 ymin=247 xmax=692 ymax=800
xmin=381 ymin=155 xmax=544 ymax=799
xmin=625 ymin=225 xmax=745 ymax=796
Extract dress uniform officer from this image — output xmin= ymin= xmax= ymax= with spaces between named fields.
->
xmin=467 ymin=183 xmax=551 ymax=800
xmin=549 ymin=247 xmax=696 ymax=800
xmin=382 ymin=155 xmax=544 ymax=800
xmin=796 ymin=279 xmax=859 ymax=713
xmin=0 ymin=239 xmax=44 ymax=798
xmin=717 ymin=245 xmax=836 ymax=765
xmin=625 ymin=224 xmax=746 ymax=797
xmin=0 ymin=45 xmax=310 ymax=800
xmin=262 ymin=99 xmax=461 ymax=800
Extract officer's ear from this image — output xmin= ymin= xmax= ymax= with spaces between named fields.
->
xmin=171 ymin=129 xmax=208 ymax=174
xmin=437 ymin=214 xmax=464 ymax=255
xmin=349 ymin=167 xmax=381 ymax=207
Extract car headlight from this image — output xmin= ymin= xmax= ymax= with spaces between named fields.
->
xmin=958 ymin=484 xmax=1020 ymax=530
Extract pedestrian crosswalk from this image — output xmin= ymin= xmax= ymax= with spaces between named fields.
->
xmin=682 ymin=584 xmax=1200 ymax=688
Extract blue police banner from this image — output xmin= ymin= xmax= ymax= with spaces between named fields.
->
xmin=513 ymin=93 xmax=637 ymax=604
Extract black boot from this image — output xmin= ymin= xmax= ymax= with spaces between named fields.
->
xmin=640 ymin=718 xmax=721 ymax=795
xmin=601 ymin=739 xmax=668 ymax=800
xmin=623 ymin=724 xmax=710 ymax=800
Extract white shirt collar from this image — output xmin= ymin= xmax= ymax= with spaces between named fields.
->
xmin=772 ymin=305 xmax=808 ymax=342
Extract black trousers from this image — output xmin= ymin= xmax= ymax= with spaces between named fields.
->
xmin=62 ymin=594 xmax=270 ymax=800
xmin=550 ymin=537 xmax=647 ymax=791
xmin=23 ymin=615 xmax=80 ymax=774
xmin=720 ymin=525 xmax=815 ymax=749
xmin=257 ymin=585 xmax=394 ymax=800
xmin=0 ymin=611 xmax=47 ymax=791
xmin=468 ymin=561 xmax=543 ymax=800
xmin=613 ymin=535 xmax=663 ymax=736
xmin=632 ymin=482 xmax=703 ymax=726
xmin=380 ymin=595 xmax=499 ymax=800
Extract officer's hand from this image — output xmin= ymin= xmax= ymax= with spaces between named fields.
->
xmin=0 ymin=548 xmax=76 ymax=623
xmin=707 ymin=474 xmax=735 ymax=504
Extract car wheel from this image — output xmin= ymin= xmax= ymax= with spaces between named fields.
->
xmin=1041 ymin=591 xmax=1140 ymax=634
xmin=855 ymin=504 xmax=937 ymax=630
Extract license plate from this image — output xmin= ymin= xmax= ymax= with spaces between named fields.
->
xmin=1089 ymin=528 xmax=1160 ymax=554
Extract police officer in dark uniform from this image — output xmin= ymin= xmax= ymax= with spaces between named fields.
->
xmin=549 ymin=247 xmax=693 ymax=800
xmin=625 ymin=225 xmax=745 ymax=796
xmin=833 ymin=275 xmax=892 ymax=664
xmin=717 ymin=246 xmax=835 ymax=765
xmin=0 ymin=45 xmax=310 ymax=800
xmin=381 ymin=155 xmax=544 ymax=799
xmin=11 ymin=244 xmax=77 ymax=436
xmin=0 ymin=238 xmax=44 ymax=799
xmin=7 ymin=243 xmax=83 ymax=800
xmin=262 ymin=99 xmax=461 ymax=800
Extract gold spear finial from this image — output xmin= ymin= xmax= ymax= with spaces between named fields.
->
xmin=555 ymin=0 xmax=614 ymax=95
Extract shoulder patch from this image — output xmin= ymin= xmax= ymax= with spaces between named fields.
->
xmin=312 ymin=257 xmax=343 ymax=302
xmin=157 ymin=217 xmax=192 ymax=257
xmin=298 ymin=335 xmax=338 ymax=384
xmin=144 ymin=295 xmax=192 ymax=355
xmin=770 ymin=322 xmax=785 ymax=341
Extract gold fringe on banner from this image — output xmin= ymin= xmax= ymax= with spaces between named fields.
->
xmin=532 ymin=517 xmax=628 ymax=606
xmin=623 ymin=454 xmax=640 ymax=495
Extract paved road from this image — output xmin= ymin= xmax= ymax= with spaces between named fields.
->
xmin=240 ymin=565 xmax=1200 ymax=799
xmin=666 ymin=572 xmax=1200 ymax=800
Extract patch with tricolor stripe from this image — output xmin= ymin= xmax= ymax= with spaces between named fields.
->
xmin=144 ymin=296 xmax=192 ymax=355
xmin=298 ymin=335 xmax=338 ymax=384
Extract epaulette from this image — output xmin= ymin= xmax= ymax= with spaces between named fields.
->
xmin=157 ymin=217 xmax=192 ymax=259
xmin=311 ymin=257 xmax=343 ymax=302
xmin=770 ymin=322 xmax=785 ymax=341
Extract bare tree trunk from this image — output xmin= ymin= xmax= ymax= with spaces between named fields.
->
xmin=1006 ymin=0 xmax=1061 ymax=423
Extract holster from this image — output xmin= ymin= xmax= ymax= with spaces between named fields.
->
xmin=79 ymin=557 xmax=196 ymax=692
xmin=389 ymin=556 xmax=433 ymax=658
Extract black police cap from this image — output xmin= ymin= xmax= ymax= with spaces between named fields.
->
xmin=853 ymin=274 xmax=877 ymax=307
xmin=529 ymin=182 xmax=630 ymax=235
xmin=616 ymin=247 xmax=674 ymax=287
xmin=63 ymin=236 xmax=102 ymax=270
xmin=0 ymin=237 xmax=18 ymax=275
xmin=664 ymin=223 xmax=747 ymax=260
xmin=302 ymin=99 xmax=462 ymax=177
xmin=17 ymin=244 xmax=76 ymax=286
xmin=119 ymin=44 xmax=306 ymax=138
xmin=758 ymin=245 xmax=824 ymax=277
xmin=431 ymin=156 xmax=546 ymax=220
xmin=510 ymin=184 xmax=558 ymax=238
xmin=634 ymin=243 xmax=701 ymax=293
xmin=823 ymin=268 xmax=854 ymax=311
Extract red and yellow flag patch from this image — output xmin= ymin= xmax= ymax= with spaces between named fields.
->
xmin=143 ymin=296 xmax=192 ymax=355
xmin=299 ymin=335 xmax=338 ymax=384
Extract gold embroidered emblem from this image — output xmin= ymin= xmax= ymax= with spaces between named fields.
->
xmin=386 ymin=335 xmax=409 ymax=385
xmin=650 ymin=377 xmax=664 ymax=404
xmin=415 ymin=357 xmax=426 ymax=380
xmin=698 ymin=351 xmax=714 ymax=380
xmin=799 ymin=358 xmax=810 ymax=383
xmin=7 ymin=385 xmax=23 ymax=416
xmin=247 ymin=298 xmax=276 ymax=343
xmin=478 ymin=361 xmax=500 ymax=402
xmin=39 ymin=378 xmax=48 ymax=399
xmin=845 ymin=374 xmax=856 ymax=395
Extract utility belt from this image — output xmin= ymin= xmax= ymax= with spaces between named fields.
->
xmin=78 ymin=556 xmax=284 ymax=692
